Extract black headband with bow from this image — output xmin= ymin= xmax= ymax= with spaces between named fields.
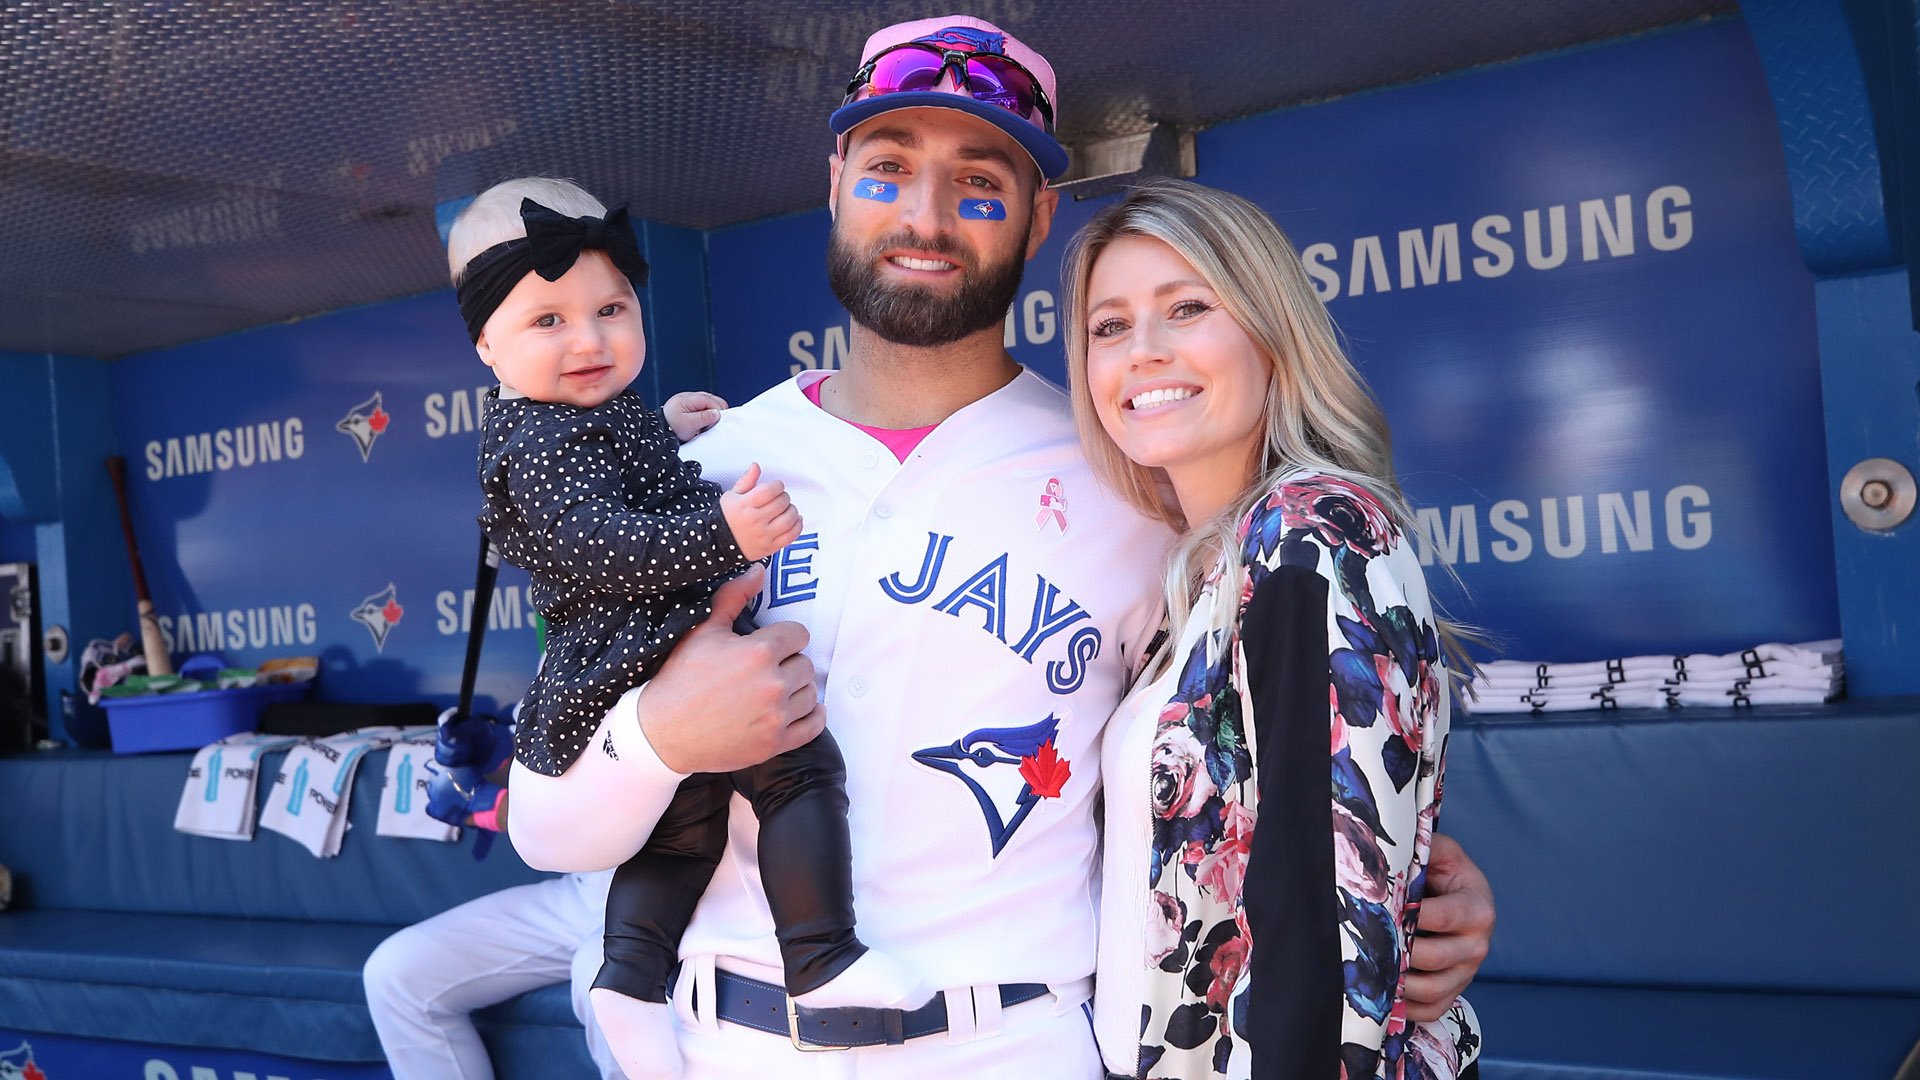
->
xmin=456 ymin=198 xmax=650 ymax=342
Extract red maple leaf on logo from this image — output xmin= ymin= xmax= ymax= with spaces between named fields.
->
xmin=382 ymin=598 xmax=404 ymax=624
xmin=1019 ymin=738 xmax=1071 ymax=798
xmin=368 ymin=406 xmax=390 ymax=433
xmin=24 ymin=1061 xmax=46 ymax=1080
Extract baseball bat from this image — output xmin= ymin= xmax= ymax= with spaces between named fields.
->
xmin=455 ymin=530 xmax=500 ymax=720
xmin=105 ymin=456 xmax=173 ymax=677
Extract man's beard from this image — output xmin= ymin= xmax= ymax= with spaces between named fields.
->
xmin=826 ymin=221 xmax=1029 ymax=348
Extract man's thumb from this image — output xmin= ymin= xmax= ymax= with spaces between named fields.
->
xmin=704 ymin=565 xmax=765 ymax=628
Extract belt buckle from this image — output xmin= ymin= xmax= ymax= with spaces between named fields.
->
xmin=785 ymin=995 xmax=850 ymax=1053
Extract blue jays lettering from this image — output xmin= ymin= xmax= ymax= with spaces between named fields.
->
xmin=880 ymin=532 xmax=1101 ymax=693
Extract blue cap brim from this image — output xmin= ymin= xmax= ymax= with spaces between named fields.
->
xmin=830 ymin=93 xmax=1069 ymax=180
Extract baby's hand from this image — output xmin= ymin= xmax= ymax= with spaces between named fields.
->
xmin=664 ymin=391 xmax=727 ymax=442
xmin=721 ymin=462 xmax=803 ymax=562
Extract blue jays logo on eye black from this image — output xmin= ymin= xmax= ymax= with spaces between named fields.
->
xmin=913 ymin=715 xmax=1072 ymax=856
xmin=855 ymin=179 xmax=897 ymax=203
xmin=959 ymin=198 xmax=1005 ymax=221
xmin=916 ymin=27 xmax=1007 ymax=56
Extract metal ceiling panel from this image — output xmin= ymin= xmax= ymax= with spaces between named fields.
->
xmin=1 ymin=0 xmax=1734 ymax=357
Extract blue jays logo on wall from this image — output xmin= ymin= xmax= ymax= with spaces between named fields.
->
xmin=915 ymin=27 xmax=1004 ymax=54
xmin=108 ymin=291 xmax=544 ymax=712
xmin=913 ymin=715 xmax=1071 ymax=855
xmin=351 ymin=583 xmax=404 ymax=651
xmin=0 ymin=1039 xmax=47 ymax=1080
xmin=336 ymin=391 xmax=391 ymax=461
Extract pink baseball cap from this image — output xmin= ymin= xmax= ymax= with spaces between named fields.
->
xmin=830 ymin=15 xmax=1069 ymax=180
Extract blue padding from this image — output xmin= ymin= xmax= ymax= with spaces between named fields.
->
xmin=1444 ymin=697 xmax=1920 ymax=994
xmin=0 ymin=976 xmax=389 ymax=1062
xmin=1472 ymin=980 xmax=1920 ymax=1080
xmin=0 ymin=909 xmax=387 ymax=1002
xmin=0 ymin=911 xmax=595 ymax=1069
xmin=0 ymin=746 xmax=550 ymax=924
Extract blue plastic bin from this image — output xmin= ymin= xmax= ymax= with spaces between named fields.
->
xmin=101 ymin=682 xmax=311 ymax=754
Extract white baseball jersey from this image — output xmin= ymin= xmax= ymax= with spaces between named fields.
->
xmin=665 ymin=368 xmax=1172 ymax=993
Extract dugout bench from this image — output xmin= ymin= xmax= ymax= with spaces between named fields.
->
xmin=0 ymin=742 xmax=594 ymax=1076
xmin=0 ymin=699 xmax=1916 ymax=1078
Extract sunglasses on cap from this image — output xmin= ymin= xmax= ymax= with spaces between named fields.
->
xmin=843 ymin=41 xmax=1056 ymax=135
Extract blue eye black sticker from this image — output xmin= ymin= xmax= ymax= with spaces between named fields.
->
xmin=854 ymin=179 xmax=898 ymax=203
xmin=960 ymin=199 xmax=1007 ymax=221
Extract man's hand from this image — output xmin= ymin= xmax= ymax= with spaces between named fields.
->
xmin=720 ymin=462 xmax=804 ymax=561
xmin=1406 ymin=832 xmax=1495 ymax=1021
xmin=663 ymin=391 xmax=727 ymax=442
xmin=637 ymin=566 xmax=824 ymax=773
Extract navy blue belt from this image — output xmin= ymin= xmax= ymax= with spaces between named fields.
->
xmin=697 ymin=967 xmax=1050 ymax=1050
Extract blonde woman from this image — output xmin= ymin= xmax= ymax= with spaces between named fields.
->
xmin=1066 ymin=178 xmax=1481 ymax=1079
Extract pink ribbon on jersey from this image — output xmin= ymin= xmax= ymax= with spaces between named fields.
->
xmin=1036 ymin=477 xmax=1068 ymax=533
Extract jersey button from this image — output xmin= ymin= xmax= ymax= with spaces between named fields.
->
xmin=848 ymin=679 xmax=868 ymax=697
xmin=874 ymin=504 xmax=893 ymax=519
xmin=860 ymin=450 xmax=878 ymax=469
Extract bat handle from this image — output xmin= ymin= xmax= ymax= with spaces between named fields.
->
xmin=137 ymin=600 xmax=173 ymax=677
xmin=107 ymin=455 xmax=173 ymax=678
xmin=456 ymin=532 xmax=500 ymax=719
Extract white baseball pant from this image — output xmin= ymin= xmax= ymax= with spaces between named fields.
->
xmin=363 ymin=871 xmax=621 ymax=1079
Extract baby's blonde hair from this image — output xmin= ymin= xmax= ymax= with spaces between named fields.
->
xmin=446 ymin=177 xmax=607 ymax=284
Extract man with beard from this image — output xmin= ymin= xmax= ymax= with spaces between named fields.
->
xmin=376 ymin=15 xmax=1495 ymax=1079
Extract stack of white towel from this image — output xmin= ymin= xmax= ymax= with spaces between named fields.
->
xmin=175 ymin=725 xmax=459 ymax=855
xmin=1467 ymin=639 xmax=1844 ymax=715
xmin=256 ymin=727 xmax=404 ymax=857
xmin=172 ymin=731 xmax=300 ymax=840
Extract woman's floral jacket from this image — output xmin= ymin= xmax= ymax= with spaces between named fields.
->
xmin=1133 ymin=471 xmax=1480 ymax=1079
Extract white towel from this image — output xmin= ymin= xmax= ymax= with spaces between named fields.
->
xmin=1476 ymin=671 xmax=1675 ymax=695
xmin=1476 ymin=654 xmax=1679 ymax=689
xmin=173 ymin=732 xmax=300 ymax=840
xmin=1668 ymin=673 xmax=1842 ymax=707
xmin=1467 ymin=640 xmax=1844 ymax=715
xmin=1477 ymin=647 xmax=1842 ymax=693
xmin=260 ymin=727 xmax=404 ymax=857
xmin=376 ymin=728 xmax=460 ymax=842
xmin=1467 ymin=684 xmax=1672 ymax=714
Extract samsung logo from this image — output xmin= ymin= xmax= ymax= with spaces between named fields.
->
xmin=1302 ymin=185 xmax=1694 ymax=301
xmin=145 ymin=419 xmax=306 ymax=480
xmin=424 ymin=384 xmax=495 ymax=439
xmin=1415 ymin=484 xmax=1711 ymax=566
xmin=435 ymin=584 xmax=537 ymax=634
xmin=158 ymin=604 xmax=319 ymax=654
xmin=143 ymin=1061 xmax=319 ymax=1080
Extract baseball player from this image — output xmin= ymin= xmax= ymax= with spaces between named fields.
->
xmin=499 ymin=14 xmax=1496 ymax=1077
xmin=364 ymin=868 xmax=621 ymax=1079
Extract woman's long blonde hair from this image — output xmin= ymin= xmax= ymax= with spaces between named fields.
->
xmin=1061 ymin=177 xmax=1475 ymax=677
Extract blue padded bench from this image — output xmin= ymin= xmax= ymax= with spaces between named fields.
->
xmin=0 ymin=744 xmax=593 ymax=1076
xmin=1444 ymin=696 xmax=1920 ymax=1080
xmin=3 ymin=700 xmax=1917 ymax=1078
